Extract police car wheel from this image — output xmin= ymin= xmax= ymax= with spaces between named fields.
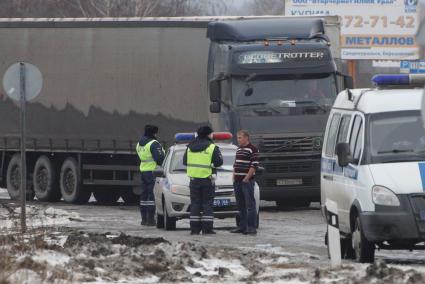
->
xmin=60 ymin=157 xmax=90 ymax=204
xmin=33 ymin=156 xmax=61 ymax=202
xmin=156 ymin=212 xmax=164 ymax=229
xmin=6 ymin=153 xmax=34 ymax=201
xmin=163 ymin=200 xmax=176 ymax=231
xmin=352 ymin=216 xmax=375 ymax=263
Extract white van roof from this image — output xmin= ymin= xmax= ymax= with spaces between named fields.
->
xmin=333 ymin=88 xmax=423 ymax=114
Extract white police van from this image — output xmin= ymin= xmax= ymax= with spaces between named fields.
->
xmin=321 ymin=74 xmax=425 ymax=263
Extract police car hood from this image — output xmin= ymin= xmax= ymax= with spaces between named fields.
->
xmin=369 ymin=162 xmax=425 ymax=194
xmin=169 ymin=172 xmax=234 ymax=187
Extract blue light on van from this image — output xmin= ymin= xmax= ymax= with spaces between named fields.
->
xmin=372 ymin=74 xmax=425 ymax=86
xmin=372 ymin=74 xmax=409 ymax=86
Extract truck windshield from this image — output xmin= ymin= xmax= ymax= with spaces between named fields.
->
xmin=232 ymin=75 xmax=336 ymax=111
xmin=369 ymin=111 xmax=425 ymax=163
xmin=170 ymin=149 xmax=235 ymax=173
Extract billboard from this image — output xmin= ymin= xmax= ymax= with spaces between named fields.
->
xmin=285 ymin=0 xmax=419 ymax=60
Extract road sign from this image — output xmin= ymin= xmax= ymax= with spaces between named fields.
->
xmin=2 ymin=62 xmax=43 ymax=233
xmin=400 ymin=60 xmax=425 ymax=73
xmin=3 ymin=62 xmax=42 ymax=101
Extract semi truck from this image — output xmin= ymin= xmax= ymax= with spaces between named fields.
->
xmin=0 ymin=16 xmax=342 ymax=205
xmin=207 ymin=17 xmax=350 ymax=208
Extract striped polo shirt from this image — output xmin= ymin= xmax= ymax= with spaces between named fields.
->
xmin=233 ymin=143 xmax=259 ymax=182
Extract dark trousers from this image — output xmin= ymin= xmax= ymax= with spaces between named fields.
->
xmin=234 ymin=180 xmax=257 ymax=231
xmin=140 ymin=171 xmax=155 ymax=219
xmin=189 ymin=178 xmax=214 ymax=233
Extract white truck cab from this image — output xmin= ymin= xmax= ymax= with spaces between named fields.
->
xmin=321 ymin=74 xmax=425 ymax=263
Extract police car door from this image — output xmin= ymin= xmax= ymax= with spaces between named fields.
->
xmin=331 ymin=113 xmax=353 ymax=232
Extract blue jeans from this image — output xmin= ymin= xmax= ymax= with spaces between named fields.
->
xmin=234 ymin=180 xmax=257 ymax=231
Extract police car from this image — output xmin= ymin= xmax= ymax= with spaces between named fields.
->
xmin=153 ymin=132 xmax=260 ymax=231
xmin=321 ymin=74 xmax=425 ymax=263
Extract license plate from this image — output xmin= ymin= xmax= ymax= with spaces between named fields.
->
xmin=214 ymin=199 xmax=231 ymax=207
xmin=276 ymin=179 xmax=303 ymax=186
xmin=420 ymin=210 xmax=425 ymax=220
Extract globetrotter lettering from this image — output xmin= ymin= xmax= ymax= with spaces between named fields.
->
xmin=238 ymin=51 xmax=326 ymax=64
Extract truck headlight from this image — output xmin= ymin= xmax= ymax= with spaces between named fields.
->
xmin=372 ymin=186 xmax=400 ymax=207
xmin=170 ymin=185 xmax=190 ymax=196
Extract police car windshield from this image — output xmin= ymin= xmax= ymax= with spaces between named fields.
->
xmin=369 ymin=111 xmax=425 ymax=163
xmin=232 ymin=74 xmax=336 ymax=111
xmin=170 ymin=149 xmax=235 ymax=173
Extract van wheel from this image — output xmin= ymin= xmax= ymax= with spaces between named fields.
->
xmin=92 ymin=187 xmax=120 ymax=205
xmin=6 ymin=154 xmax=34 ymax=200
xmin=60 ymin=157 xmax=90 ymax=204
xmin=33 ymin=156 xmax=61 ymax=202
xmin=325 ymin=229 xmax=356 ymax=260
xmin=352 ymin=216 xmax=375 ymax=263
xmin=163 ymin=200 xmax=176 ymax=231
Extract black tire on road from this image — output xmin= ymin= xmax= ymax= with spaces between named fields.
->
xmin=156 ymin=212 xmax=164 ymax=229
xmin=92 ymin=187 xmax=120 ymax=205
xmin=6 ymin=153 xmax=34 ymax=201
xmin=33 ymin=156 xmax=61 ymax=202
xmin=60 ymin=157 xmax=90 ymax=204
xmin=163 ymin=200 xmax=176 ymax=231
xmin=120 ymin=188 xmax=139 ymax=205
xmin=352 ymin=216 xmax=375 ymax=263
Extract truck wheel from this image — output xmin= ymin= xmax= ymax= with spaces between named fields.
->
xmin=163 ymin=200 xmax=176 ymax=231
xmin=33 ymin=156 xmax=61 ymax=202
xmin=60 ymin=157 xmax=90 ymax=204
xmin=352 ymin=216 xmax=375 ymax=263
xmin=120 ymin=188 xmax=139 ymax=205
xmin=92 ymin=187 xmax=120 ymax=205
xmin=6 ymin=154 xmax=34 ymax=200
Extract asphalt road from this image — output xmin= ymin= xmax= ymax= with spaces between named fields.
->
xmin=2 ymin=188 xmax=425 ymax=266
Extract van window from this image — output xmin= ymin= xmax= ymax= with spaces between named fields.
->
xmin=325 ymin=113 xmax=341 ymax=157
xmin=349 ymin=115 xmax=364 ymax=162
xmin=336 ymin=115 xmax=351 ymax=145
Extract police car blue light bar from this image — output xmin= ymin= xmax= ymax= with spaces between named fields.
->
xmin=372 ymin=74 xmax=425 ymax=87
xmin=175 ymin=132 xmax=233 ymax=143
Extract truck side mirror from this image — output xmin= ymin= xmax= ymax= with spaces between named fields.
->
xmin=344 ymin=76 xmax=354 ymax=89
xmin=209 ymin=79 xmax=221 ymax=102
xmin=153 ymin=168 xmax=165 ymax=178
xmin=336 ymin=142 xmax=351 ymax=167
xmin=210 ymin=101 xmax=221 ymax=113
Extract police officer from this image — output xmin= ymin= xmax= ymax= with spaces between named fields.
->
xmin=136 ymin=125 xmax=165 ymax=226
xmin=183 ymin=126 xmax=223 ymax=235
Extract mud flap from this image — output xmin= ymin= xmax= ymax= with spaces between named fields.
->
xmin=326 ymin=199 xmax=341 ymax=268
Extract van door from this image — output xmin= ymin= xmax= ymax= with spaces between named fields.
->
xmin=321 ymin=112 xmax=341 ymax=207
xmin=339 ymin=114 xmax=365 ymax=230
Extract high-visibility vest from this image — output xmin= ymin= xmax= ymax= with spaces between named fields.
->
xmin=187 ymin=144 xmax=216 ymax=178
xmin=136 ymin=140 xmax=158 ymax=172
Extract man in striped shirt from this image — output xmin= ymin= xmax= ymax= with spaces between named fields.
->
xmin=232 ymin=130 xmax=259 ymax=235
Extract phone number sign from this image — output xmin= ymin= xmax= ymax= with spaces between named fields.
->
xmin=285 ymin=0 xmax=419 ymax=60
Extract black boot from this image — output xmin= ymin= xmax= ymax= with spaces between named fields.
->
xmin=140 ymin=212 xmax=147 ymax=226
xmin=146 ymin=212 xmax=156 ymax=226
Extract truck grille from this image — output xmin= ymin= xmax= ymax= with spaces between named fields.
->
xmin=255 ymin=136 xmax=318 ymax=153
xmin=264 ymin=162 xmax=313 ymax=174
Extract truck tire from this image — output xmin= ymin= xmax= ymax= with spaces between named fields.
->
xmin=120 ymin=188 xmax=139 ymax=205
xmin=60 ymin=157 xmax=90 ymax=204
xmin=163 ymin=200 xmax=176 ymax=231
xmin=92 ymin=187 xmax=120 ymax=205
xmin=33 ymin=156 xmax=61 ymax=202
xmin=352 ymin=216 xmax=375 ymax=263
xmin=6 ymin=154 xmax=34 ymax=201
